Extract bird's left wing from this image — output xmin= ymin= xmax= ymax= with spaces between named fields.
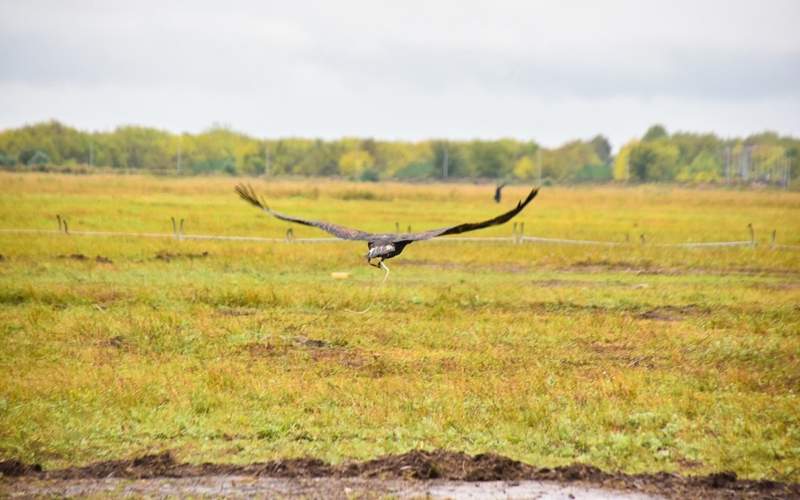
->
xmin=236 ymin=184 xmax=375 ymax=240
xmin=397 ymin=187 xmax=539 ymax=242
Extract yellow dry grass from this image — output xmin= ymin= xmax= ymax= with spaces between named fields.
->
xmin=0 ymin=173 xmax=799 ymax=481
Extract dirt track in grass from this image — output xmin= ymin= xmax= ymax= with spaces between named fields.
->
xmin=2 ymin=450 xmax=798 ymax=499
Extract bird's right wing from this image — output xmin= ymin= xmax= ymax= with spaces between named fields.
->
xmin=235 ymin=184 xmax=376 ymax=240
xmin=399 ymin=187 xmax=539 ymax=241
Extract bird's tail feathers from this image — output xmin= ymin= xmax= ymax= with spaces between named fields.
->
xmin=235 ymin=184 xmax=270 ymax=212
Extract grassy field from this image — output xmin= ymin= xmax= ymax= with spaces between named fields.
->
xmin=1 ymin=172 xmax=799 ymax=481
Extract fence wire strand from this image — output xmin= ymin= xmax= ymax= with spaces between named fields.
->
xmin=2 ymin=227 xmax=798 ymax=250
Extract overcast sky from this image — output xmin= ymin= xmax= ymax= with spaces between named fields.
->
xmin=1 ymin=0 xmax=798 ymax=149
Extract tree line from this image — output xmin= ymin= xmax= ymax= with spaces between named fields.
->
xmin=0 ymin=121 xmax=797 ymax=186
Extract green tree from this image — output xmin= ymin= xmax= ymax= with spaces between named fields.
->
xmin=432 ymin=141 xmax=469 ymax=178
xmin=787 ymin=145 xmax=799 ymax=179
xmin=676 ymin=150 xmax=721 ymax=182
xmin=643 ymin=124 xmax=668 ymax=142
xmin=629 ymin=141 xmax=679 ymax=181
xmin=0 ymin=151 xmax=15 ymax=167
xmin=671 ymin=133 xmax=721 ymax=169
xmin=613 ymin=140 xmax=637 ymax=181
xmin=296 ymin=140 xmax=340 ymax=176
xmin=574 ymin=163 xmax=613 ymax=182
xmin=27 ymin=150 xmax=50 ymax=166
xmin=512 ymin=156 xmax=537 ymax=180
xmin=110 ymin=126 xmax=172 ymax=170
xmin=590 ymin=135 xmax=612 ymax=164
xmin=466 ymin=140 xmax=517 ymax=178
xmin=339 ymin=149 xmax=374 ymax=178
xmin=542 ymin=140 xmax=601 ymax=182
xmin=377 ymin=141 xmax=432 ymax=177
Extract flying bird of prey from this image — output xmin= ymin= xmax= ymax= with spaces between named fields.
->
xmin=236 ymin=184 xmax=539 ymax=280
xmin=494 ymin=182 xmax=507 ymax=203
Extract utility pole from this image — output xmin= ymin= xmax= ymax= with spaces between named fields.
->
xmin=442 ymin=146 xmax=449 ymax=179
xmin=89 ymin=141 xmax=93 ymax=167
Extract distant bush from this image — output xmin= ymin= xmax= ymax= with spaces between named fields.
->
xmin=573 ymin=163 xmax=613 ymax=183
xmin=0 ymin=151 xmax=16 ymax=167
xmin=395 ymin=162 xmax=434 ymax=180
xmin=338 ymin=190 xmax=380 ymax=201
xmin=190 ymin=157 xmax=236 ymax=175
xmin=27 ymin=150 xmax=50 ymax=166
xmin=359 ymin=168 xmax=380 ymax=182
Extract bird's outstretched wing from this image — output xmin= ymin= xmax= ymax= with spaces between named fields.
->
xmin=237 ymin=184 xmax=538 ymax=243
xmin=398 ymin=187 xmax=538 ymax=242
xmin=235 ymin=184 xmax=376 ymax=240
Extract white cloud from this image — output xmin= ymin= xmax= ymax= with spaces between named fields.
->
xmin=1 ymin=0 xmax=798 ymax=148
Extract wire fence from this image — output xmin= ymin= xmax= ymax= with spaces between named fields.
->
xmin=2 ymin=219 xmax=799 ymax=250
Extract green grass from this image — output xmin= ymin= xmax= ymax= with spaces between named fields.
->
xmin=1 ymin=173 xmax=799 ymax=481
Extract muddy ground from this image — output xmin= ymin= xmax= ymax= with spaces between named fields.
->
xmin=2 ymin=450 xmax=797 ymax=498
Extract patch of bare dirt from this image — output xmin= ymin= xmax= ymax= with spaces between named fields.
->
xmin=155 ymin=251 xmax=209 ymax=262
xmin=0 ymin=459 xmax=41 ymax=476
xmin=339 ymin=450 xmax=532 ymax=481
xmin=100 ymin=335 xmax=127 ymax=349
xmin=3 ymin=450 xmax=797 ymax=499
xmin=59 ymin=253 xmax=88 ymax=261
xmin=242 ymin=338 xmax=374 ymax=372
xmin=311 ymin=349 xmax=386 ymax=375
xmin=57 ymin=254 xmax=113 ymax=263
xmin=242 ymin=342 xmax=280 ymax=357
xmin=287 ymin=337 xmax=388 ymax=376
xmin=637 ymin=305 xmax=709 ymax=321
xmin=293 ymin=336 xmax=331 ymax=349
